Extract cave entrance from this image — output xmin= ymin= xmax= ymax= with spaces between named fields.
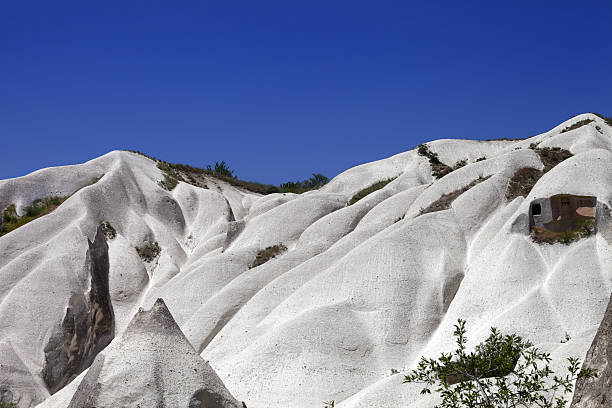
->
xmin=529 ymin=194 xmax=596 ymax=242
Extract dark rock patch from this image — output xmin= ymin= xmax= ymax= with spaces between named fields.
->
xmin=42 ymin=226 xmax=115 ymax=394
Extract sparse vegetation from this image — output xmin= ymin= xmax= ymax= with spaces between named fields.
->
xmin=417 ymin=144 xmax=454 ymax=179
xmin=128 ymin=151 xmax=326 ymax=195
xmin=403 ymin=319 xmax=597 ymax=408
xmin=1 ymin=197 xmax=67 ymax=237
xmin=249 ymin=244 xmax=287 ymax=269
xmin=506 ymin=146 xmax=573 ymax=200
xmin=207 ymin=161 xmax=235 ymax=178
xmin=453 ymin=159 xmax=467 ymax=170
xmin=419 ymin=176 xmax=490 ymax=216
xmin=348 ymin=177 xmax=397 ymax=205
xmin=278 ymin=174 xmax=328 ymax=194
xmin=394 ymin=214 xmax=405 ymax=223
xmin=593 ymin=112 xmax=612 ymax=126
xmin=506 ymin=168 xmax=543 ymax=201
xmin=100 ymin=221 xmax=117 ymax=240
xmin=475 ymin=156 xmax=486 ymax=162
xmin=0 ymin=402 xmax=17 ymax=408
xmin=136 ymin=241 xmax=161 ymax=262
xmin=532 ymin=219 xmax=596 ymax=245
xmin=322 ymin=401 xmax=335 ymax=408
xmin=560 ymin=118 xmax=593 ymax=133
xmin=157 ymin=162 xmax=184 ymax=191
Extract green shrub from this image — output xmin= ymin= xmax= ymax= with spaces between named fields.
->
xmin=207 ymin=161 xmax=235 ymax=178
xmin=348 ymin=177 xmax=397 ymax=205
xmin=279 ymin=173 xmax=328 ymax=193
xmin=136 ymin=241 xmax=161 ymax=262
xmin=249 ymin=244 xmax=287 ymax=269
xmin=403 ymin=319 xmax=597 ymax=408
xmin=128 ymin=150 xmax=329 ymax=195
xmin=0 ymin=197 xmax=67 ymax=238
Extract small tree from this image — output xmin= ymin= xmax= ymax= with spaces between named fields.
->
xmin=403 ymin=319 xmax=597 ymax=408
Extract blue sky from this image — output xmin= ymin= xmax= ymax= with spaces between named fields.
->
xmin=1 ymin=1 xmax=611 ymax=184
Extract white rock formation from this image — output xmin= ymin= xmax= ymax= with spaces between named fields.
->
xmin=0 ymin=113 xmax=610 ymax=407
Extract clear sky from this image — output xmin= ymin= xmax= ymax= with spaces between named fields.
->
xmin=2 ymin=1 xmax=611 ymax=184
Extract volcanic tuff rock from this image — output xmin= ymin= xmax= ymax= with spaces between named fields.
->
xmin=42 ymin=225 xmax=115 ymax=394
xmin=571 ymin=291 xmax=612 ymax=407
xmin=0 ymin=113 xmax=612 ymax=407
xmin=40 ymin=298 xmax=243 ymax=408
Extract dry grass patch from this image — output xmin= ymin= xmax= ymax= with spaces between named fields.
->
xmin=505 ymin=146 xmax=573 ymax=201
xmin=348 ymin=177 xmax=397 ymax=205
xmin=419 ymin=176 xmax=490 ymax=216
xmin=560 ymin=119 xmax=593 ymax=133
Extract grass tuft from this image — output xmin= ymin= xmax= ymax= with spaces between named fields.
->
xmin=249 ymin=244 xmax=287 ymax=269
xmin=348 ymin=177 xmax=397 ymax=205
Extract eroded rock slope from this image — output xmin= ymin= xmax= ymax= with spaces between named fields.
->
xmin=0 ymin=113 xmax=611 ymax=407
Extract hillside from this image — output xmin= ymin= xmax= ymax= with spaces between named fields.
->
xmin=1 ymin=113 xmax=612 ymax=407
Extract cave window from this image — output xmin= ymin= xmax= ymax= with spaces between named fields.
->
xmin=532 ymin=203 xmax=542 ymax=216
xmin=561 ymin=198 xmax=570 ymax=206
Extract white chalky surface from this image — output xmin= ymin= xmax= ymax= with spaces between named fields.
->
xmin=0 ymin=114 xmax=609 ymax=407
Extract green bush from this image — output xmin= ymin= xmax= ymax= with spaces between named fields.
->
xmin=133 ymin=151 xmax=326 ymax=195
xmin=0 ymin=197 xmax=67 ymax=238
xmin=403 ymin=319 xmax=597 ymax=408
xmin=249 ymin=244 xmax=287 ymax=269
xmin=348 ymin=177 xmax=397 ymax=205
xmin=279 ymin=173 xmax=328 ymax=193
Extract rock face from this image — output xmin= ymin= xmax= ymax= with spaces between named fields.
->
xmin=2 ymin=113 xmax=612 ymax=407
xmin=42 ymin=226 xmax=115 ymax=394
xmin=571 ymin=291 xmax=612 ymax=407
xmin=64 ymin=298 xmax=243 ymax=408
